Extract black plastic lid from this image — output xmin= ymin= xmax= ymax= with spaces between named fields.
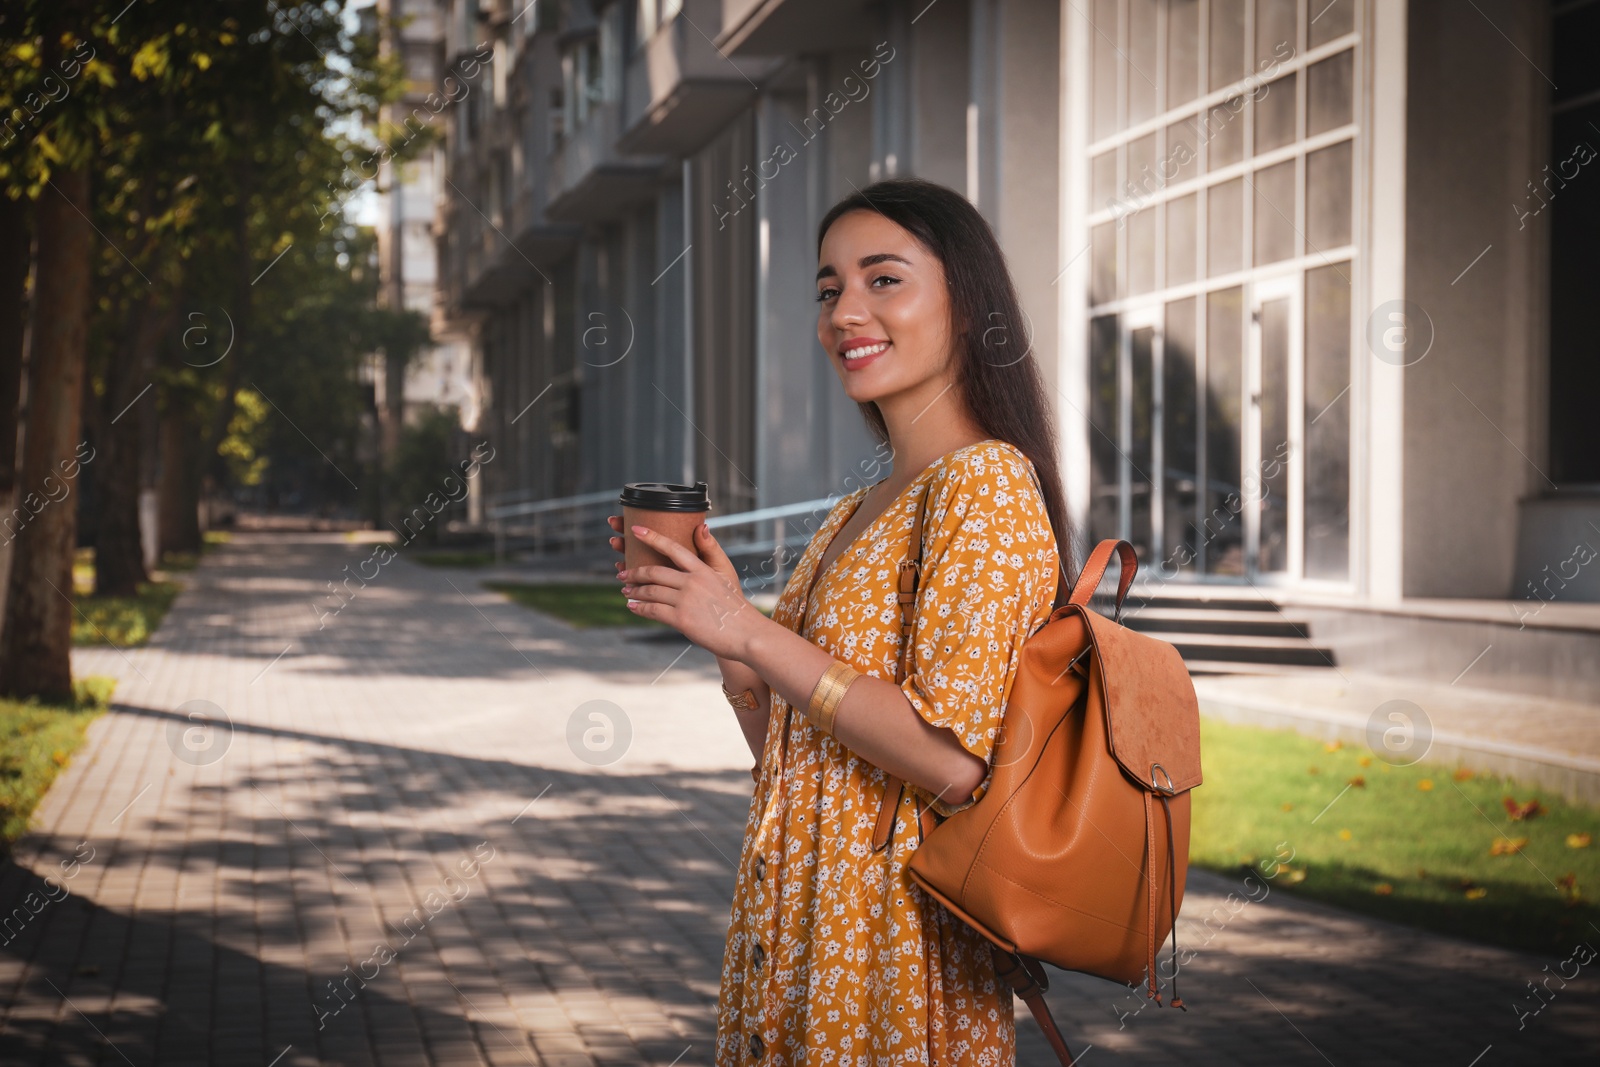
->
xmin=619 ymin=481 xmax=711 ymax=512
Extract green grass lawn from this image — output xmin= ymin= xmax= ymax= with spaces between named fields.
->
xmin=486 ymin=580 xmax=778 ymax=629
xmin=1192 ymin=716 xmax=1600 ymax=954
xmin=0 ymin=677 xmax=114 ymax=847
xmin=484 ymin=581 xmax=665 ymax=629
xmin=70 ymin=548 xmax=182 ymax=647
xmin=156 ymin=529 xmax=231 ymax=574
xmin=410 ymin=549 xmax=498 ymax=569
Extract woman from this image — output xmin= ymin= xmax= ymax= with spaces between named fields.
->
xmin=609 ymin=178 xmax=1072 ymax=1065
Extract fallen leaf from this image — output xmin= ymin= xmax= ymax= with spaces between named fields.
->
xmin=1280 ymin=802 xmax=1294 ymax=812
xmin=1338 ymin=829 xmax=1353 ymax=841
xmin=1465 ymin=887 xmax=1488 ymax=900
xmin=1557 ymin=872 xmax=1581 ymax=905
xmin=1284 ymin=868 xmax=1307 ymax=884
xmin=1374 ymin=883 xmax=1393 ymax=896
xmin=1490 ymin=837 xmax=1529 ymax=856
xmin=1308 ymin=765 xmax=1321 ymax=775
xmin=1347 ymin=776 xmax=1366 ymax=788
xmin=1567 ymin=833 xmax=1592 ymax=849
xmin=1417 ymin=779 xmax=1434 ymax=791
xmin=1416 ymin=867 xmax=1428 ymax=878
xmin=1324 ymin=740 xmax=1343 ymax=752
xmin=1503 ymin=796 xmax=1546 ymax=821
xmin=1358 ymin=755 xmax=1372 ymax=767
xmin=1453 ymin=767 xmax=1474 ymax=782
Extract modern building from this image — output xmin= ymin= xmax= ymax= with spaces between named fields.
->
xmin=431 ymin=0 xmax=1600 ymax=701
xmin=375 ymin=0 xmax=477 ymax=448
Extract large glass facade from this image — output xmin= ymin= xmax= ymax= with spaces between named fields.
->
xmin=1083 ymin=0 xmax=1357 ymax=584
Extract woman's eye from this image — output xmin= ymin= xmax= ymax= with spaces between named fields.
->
xmin=870 ymin=274 xmax=900 ymax=289
xmin=816 ymin=286 xmax=839 ymax=302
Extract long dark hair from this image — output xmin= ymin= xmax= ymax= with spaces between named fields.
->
xmin=817 ymin=177 xmax=1076 ymax=579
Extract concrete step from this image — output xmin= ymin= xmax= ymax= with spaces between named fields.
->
xmin=1158 ymin=631 xmax=1338 ymax=668
xmin=1124 ymin=606 xmax=1312 ymax=639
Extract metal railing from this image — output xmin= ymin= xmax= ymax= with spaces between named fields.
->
xmin=485 ymin=488 xmax=840 ymax=590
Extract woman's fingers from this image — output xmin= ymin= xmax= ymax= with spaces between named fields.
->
xmin=629 ymin=524 xmax=702 ymax=571
xmin=624 ymin=564 xmax=687 ymax=588
xmin=623 ymin=582 xmax=677 ymax=606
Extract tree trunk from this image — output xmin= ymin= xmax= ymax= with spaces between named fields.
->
xmin=0 ymin=193 xmax=31 ymax=639
xmin=94 ymin=293 xmax=172 ymax=595
xmin=0 ymin=168 xmax=94 ymax=703
xmin=157 ymin=404 xmax=202 ymax=557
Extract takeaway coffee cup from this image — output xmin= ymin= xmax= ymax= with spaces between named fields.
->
xmin=619 ymin=481 xmax=711 ymax=571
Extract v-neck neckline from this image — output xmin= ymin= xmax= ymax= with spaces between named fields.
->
xmin=802 ymin=438 xmax=1000 ymax=621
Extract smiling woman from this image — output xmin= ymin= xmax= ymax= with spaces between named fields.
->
xmin=611 ymin=178 xmax=1072 ymax=1066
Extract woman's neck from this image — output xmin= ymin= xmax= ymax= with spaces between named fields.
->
xmin=875 ymin=378 xmax=990 ymax=488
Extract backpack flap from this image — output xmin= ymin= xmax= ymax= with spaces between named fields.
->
xmin=1082 ymin=610 xmax=1203 ymax=794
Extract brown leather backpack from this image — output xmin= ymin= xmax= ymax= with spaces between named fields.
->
xmin=873 ymin=491 xmax=1203 ymax=1066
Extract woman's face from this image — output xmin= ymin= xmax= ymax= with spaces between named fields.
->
xmin=815 ymin=209 xmax=956 ymax=409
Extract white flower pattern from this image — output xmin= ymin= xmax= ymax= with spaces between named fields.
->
xmin=714 ymin=441 xmax=1059 ymax=1066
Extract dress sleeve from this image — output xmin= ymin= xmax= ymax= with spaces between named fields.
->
xmin=896 ymin=445 xmax=1060 ymax=818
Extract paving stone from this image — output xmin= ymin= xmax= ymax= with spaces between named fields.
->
xmin=0 ymin=532 xmax=1585 ymax=1065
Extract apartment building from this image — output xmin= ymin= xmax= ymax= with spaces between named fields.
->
xmin=431 ymin=0 xmax=1600 ymax=700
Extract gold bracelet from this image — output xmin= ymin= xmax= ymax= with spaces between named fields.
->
xmin=806 ymin=661 xmax=859 ymax=736
xmin=721 ymin=683 xmax=760 ymax=712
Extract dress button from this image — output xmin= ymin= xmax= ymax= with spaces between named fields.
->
xmin=754 ymin=856 xmax=766 ymax=880
xmin=752 ymin=942 xmax=765 ymax=968
xmin=748 ymin=1033 xmax=764 ymax=1058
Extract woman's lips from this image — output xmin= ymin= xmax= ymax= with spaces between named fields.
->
xmin=841 ymin=340 xmax=890 ymax=371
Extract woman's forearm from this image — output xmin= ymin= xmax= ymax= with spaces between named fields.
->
xmin=716 ymin=654 xmax=770 ymax=761
xmin=738 ymin=615 xmax=985 ymax=807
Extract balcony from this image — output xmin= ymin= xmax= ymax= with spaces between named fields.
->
xmin=616 ymin=0 xmax=777 ymax=155
xmin=545 ymin=97 xmax=668 ymax=222
xmin=717 ymin=0 xmax=880 ymax=56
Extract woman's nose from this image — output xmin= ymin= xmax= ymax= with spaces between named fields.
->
xmin=831 ymin=281 xmax=869 ymax=329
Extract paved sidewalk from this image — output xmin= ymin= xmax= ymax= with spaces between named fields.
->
xmin=0 ymin=532 xmax=1592 ymax=1065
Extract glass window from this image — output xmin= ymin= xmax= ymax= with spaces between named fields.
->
xmin=1127 ymin=132 xmax=1159 ymax=202
xmin=1309 ymin=0 xmax=1355 ymax=48
xmin=1209 ymin=0 xmax=1247 ymax=92
xmin=1128 ymin=0 xmax=1161 ymax=125
xmin=1092 ymin=149 xmax=1119 ymax=213
xmin=1166 ymin=117 xmax=1200 ymax=185
xmin=1130 ymin=325 xmax=1156 ymax=558
xmin=1162 ymin=297 xmax=1200 ymax=574
xmin=1206 ymin=97 xmax=1246 ymax=171
xmin=1257 ymin=295 xmax=1291 ymax=574
xmin=1089 ymin=315 xmax=1122 ymax=543
xmin=1304 ymin=263 xmax=1352 ymax=579
xmin=1306 ymin=139 xmax=1353 ymax=250
xmin=1092 ymin=0 xmax=1119 ymax=140
xmin=1129 ymin=209 xmax=1157 ymax=295
xmin=636 ymin=0 xmax=657 ymax=46
xmin=1255 ymin=0 xmax=1298 ymax=69
xmin=1166 ymin=193 xmax=1197 ymax=286
xmin=1204 ymin=287 xmax=1245 ymax=575
xmin=1254 ymin=73 xmax=1297 ymax=155
xmin=1307 ymin=49 xmax=1354 ymax=135
xmin=1167 ymin=0 xmax=1200 ymax=107
xmin=1207 ymin=177 xmax=1244 ymax=276
xmin=1092 ymin=221 xmax=1118 ymax=304
xmin=1253 ymin=160 xmax=1297 ymax=265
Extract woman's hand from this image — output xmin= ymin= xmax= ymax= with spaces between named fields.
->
xmin=604 ymin=514 xmax=742 ymax=591
xmin=617 ymin=522 xmax=769 ymax=661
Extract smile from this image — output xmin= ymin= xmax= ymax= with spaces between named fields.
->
xmin=841 ymin=341 xmax=890 ymax=369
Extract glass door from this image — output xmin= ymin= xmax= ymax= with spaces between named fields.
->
xmin=1245 ymin=275 xmax=1302 ymax=582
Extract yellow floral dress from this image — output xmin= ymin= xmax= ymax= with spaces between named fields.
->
xmin=714 ymin=439 xmax=1061 ymax=1066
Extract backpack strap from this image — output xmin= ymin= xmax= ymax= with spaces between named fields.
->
xmin=993 ymin=949 xmax=1078 ymax=1065
xmin=873 ymin=482 xmax=934 ymax=853
xmin=872 ymin=458 xmax=1069 ymax=852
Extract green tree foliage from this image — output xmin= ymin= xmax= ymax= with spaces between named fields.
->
xmin=0 ymin=1 xmax=433 ymax=697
